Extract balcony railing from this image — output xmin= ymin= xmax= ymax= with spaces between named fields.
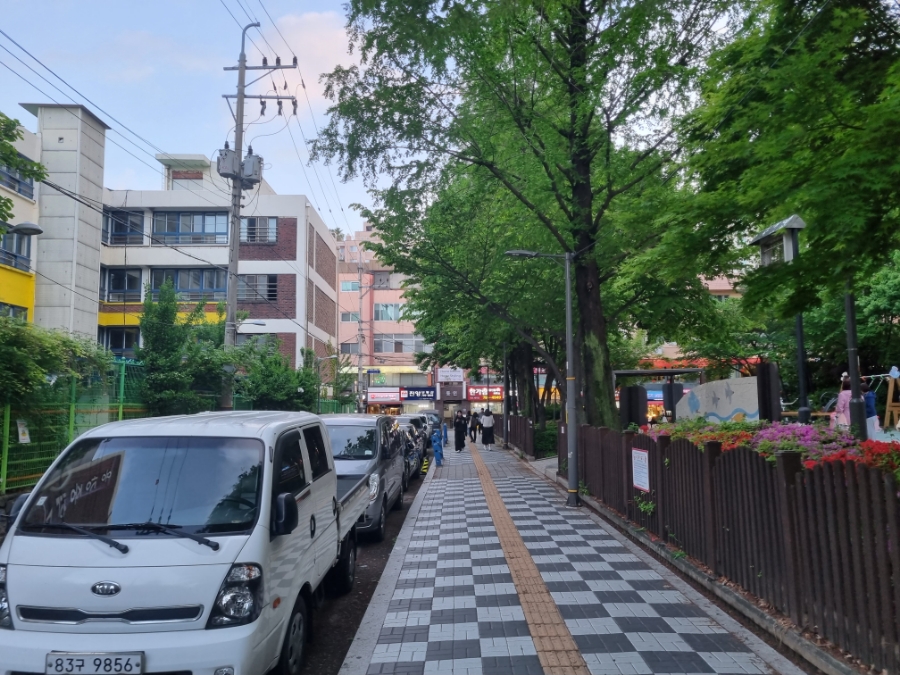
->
xmin=0 ymin=165 xmax=35 ymax=199
xmin=0 ymin=249 xmax=30 ymax=272
xmin=151 ymin=232 xmax=228 ymax=245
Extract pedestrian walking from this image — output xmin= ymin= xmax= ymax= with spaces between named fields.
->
xmin=469 ymin=410 xmax=479 ymax=442
xmin=454 ymin=410 xmax=468 ymax=453
xmin=833 ymin=377 xmax=852 ymax=429
xmin=481 ymin=408 xmax=495 ymax=451
xmin=862 ymin=380 xmax=882 ymax=438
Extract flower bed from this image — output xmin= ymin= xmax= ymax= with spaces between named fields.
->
xmin=641 ymin=418 xmax=900 ymax=480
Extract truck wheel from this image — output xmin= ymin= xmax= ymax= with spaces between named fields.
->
xmin=373 ymin=499 xmax=387 ymax=542
xmin=277 ymin=595 xmax=308 ymax=675
xmin=330 ymin=534 xmax=356 ymax=595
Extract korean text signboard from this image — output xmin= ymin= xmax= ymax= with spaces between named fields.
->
xmin=401 ymin=387 xmax=436 ymax=401
xmin=368 ymin=388 xmax=401 ymax=403
xmin=468 ymin=385 xmax=504 ymax=402
xmin=632 ymin=449 xmax=650 ymax=492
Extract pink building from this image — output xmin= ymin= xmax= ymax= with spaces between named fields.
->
xmin=337 ymin=227 xmax=434 ymax=414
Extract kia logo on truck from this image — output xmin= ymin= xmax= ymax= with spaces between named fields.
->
xmin=91 ymin=581 xmax=121 ymax=597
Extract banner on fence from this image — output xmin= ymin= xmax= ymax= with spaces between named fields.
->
xmin=632 ymin=448 xmax=650 ymax=492
xmin=16 ymin=419 xmax=30 ymax=444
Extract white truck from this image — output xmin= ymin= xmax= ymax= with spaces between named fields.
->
xmin=0 ymin=411 xmax=369 ymax=675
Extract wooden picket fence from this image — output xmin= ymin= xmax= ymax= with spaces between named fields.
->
xmin=566 ymin=426 xmax=900 ymax=674
xmin=508 ymin=415 xmax=534 ymax=457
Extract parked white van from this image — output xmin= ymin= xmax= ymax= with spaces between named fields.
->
xmin=0 ymin=411 xmax=368 ymax=675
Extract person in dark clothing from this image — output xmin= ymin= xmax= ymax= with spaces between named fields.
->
xmin=469 ymin=410 xmax=479 ymax=442
xmin=454 ymin=411 xmax=468 ymax=452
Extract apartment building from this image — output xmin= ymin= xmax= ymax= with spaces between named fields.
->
xmin=337 ymin=227 xmax=434 ymax=413
xmin=0 ymin=123 xmax=40 ymax=321
xmin=2 ymin=103 xmax=339 ymax=366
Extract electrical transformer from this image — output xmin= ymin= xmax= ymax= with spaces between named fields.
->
xmin=216 ymin=148 xmax=240 ymax=179
xmin=241 ymin=154 xmax=263 ymax=185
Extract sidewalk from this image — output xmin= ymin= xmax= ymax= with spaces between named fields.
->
xmin=340 ymin=442 xmax=806 ymax=675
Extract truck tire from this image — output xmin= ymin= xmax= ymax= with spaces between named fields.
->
xmin=373 ymin=499 xmax=387 ymax=542
xmin=329 ymin=533 xmax=356 ymax=595
xmin=276 ymin=594 xmax=309 ymax=675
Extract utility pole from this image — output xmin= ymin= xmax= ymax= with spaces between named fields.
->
xmin=219 ymin=22 xmax=296 ymax=409
xmin=357 ymin=256 xmax=365 ymax=412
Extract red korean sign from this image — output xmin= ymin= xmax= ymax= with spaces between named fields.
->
xmin=467 ymin=385 xmax=504 ymax=402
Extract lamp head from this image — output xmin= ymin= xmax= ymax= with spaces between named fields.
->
xmin=9 ymin=221 xmax=43 ymax=236
xmin=505 ymin=250 xmax=539 ymax=258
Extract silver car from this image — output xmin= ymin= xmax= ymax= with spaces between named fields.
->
xmin=321 ymin=414 xmax=405 ymax=542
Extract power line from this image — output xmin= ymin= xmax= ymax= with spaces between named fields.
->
xmin=0 ymin=28 xmax=242 ymax=179
xmin=253 ymin=1 xmax=354 ymax=231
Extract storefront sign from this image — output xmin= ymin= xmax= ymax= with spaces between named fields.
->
xmin=401 ymin=387 xmax=436 ymax=401
xmin=439 ymin=385 xmax=465 ymax=400
xmin=468 ymin=385 xmax=504 ymax=402
xmin=437 ymin=367 xmax=465 ymax=382
xmin=632 ymin=449 xmax=650 ymax=492
xmin=368 ymin=388 xmax=401 ymax=403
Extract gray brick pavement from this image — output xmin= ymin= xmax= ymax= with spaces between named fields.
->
xmin=354 ymin=445 xmax=779 ymax=675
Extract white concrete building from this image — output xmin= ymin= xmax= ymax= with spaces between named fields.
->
xmin=9 ymin=103 xmax=339 ymax=366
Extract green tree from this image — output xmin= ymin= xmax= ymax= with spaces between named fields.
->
xmin=137 ymin=281 xmax=233 ymax=416
xmin=234 ymin=341 xmax=317 ymax=411
xmin=0 ymin=112 xmax=46 ymax=230
xmin=316 ymin=0 xmax=737 ymax=427
xmin=0 ymin=316 xmax=112 ymax=406
xmin=683 ymin=0 xmax=900 ymax=313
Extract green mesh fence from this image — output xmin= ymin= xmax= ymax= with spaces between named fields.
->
xmin=318 ymin=400 xmax=354 ymax=414
xmin=1 ymin=361 xmax=150 ymax=494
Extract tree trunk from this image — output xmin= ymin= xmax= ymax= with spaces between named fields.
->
xmin=575 ymin=256 xmax=619 ymax=428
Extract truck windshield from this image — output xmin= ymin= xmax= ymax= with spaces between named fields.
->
xmin=19 ymin=436 xmax=264 ymax=537
xmin=327 ymin=425 xmax=377 ymax=460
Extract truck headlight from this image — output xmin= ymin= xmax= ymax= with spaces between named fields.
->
xmin=0 ymin=565 xmax=11 ymax=629
xmin=207 ymin=563 xmax=263 ymax=629
xmin=368 ymin=473 xmax=380 ymax=502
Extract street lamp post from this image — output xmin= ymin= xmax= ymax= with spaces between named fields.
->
xmin=316 ymin=355 xmax=339 ymax=414
xmin=506 ymin=249 xmax=579 ymax=507
xmin=750 ymin=216 xmax=811 ymax=424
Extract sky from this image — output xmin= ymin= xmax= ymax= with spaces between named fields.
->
xmin=0 ymin=0 xmax=368 ymax=237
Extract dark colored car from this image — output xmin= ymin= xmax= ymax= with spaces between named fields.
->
xmin=321 ymin=414 xmax=405 ymax=541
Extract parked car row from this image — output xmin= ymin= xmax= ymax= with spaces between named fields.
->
xmin=0 ymin=410 xmax=430 ymax=675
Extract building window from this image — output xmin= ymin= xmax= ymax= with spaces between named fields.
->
xmin=101 ymin=268 xmax=142 ymax=302
xmin=372 ymin=272 xmax=391 ymax=289
xmin=102 ymin=210 xmax=144 ymax=245
xmin=152 ymin=211 xmax=228 ymax=245
xmin=340 ymin=342 xmax=359 ymax=355
xmin=101 ymin=327 xmax=140 ymax=358
xmin=240 ymin=217 xmax=277 ymax=243
xmin=0 ymin=302 xmax=27 ymax=320
xmin=374 ymin=334 xmax=425 ymax=353
xmin=0 ymin=232 xmax=31 ymax=271
xmin=349 ymin=246 xmax=358 ymax=252
xmin=338 ymin=247 xmax=345 ymax=262
xmin=374 ymin=303 xmax=403 ymax=321
xmin=341 ymin=280 xmax=360 ymax=292
xmin=236 ymin=333 xmax=277 ymax=348
xmin=341 ymin=311 xmax=360 ymax=322
xmin=0 ymin=155 xmax=35 ymax=199
xmin=238 ymin=274 xmax=277 ymax=301
xmin=151 ymin=268 xmax=227 ymax=301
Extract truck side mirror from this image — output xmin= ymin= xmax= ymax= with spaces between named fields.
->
xmin=9 ymin=492 xmax=31 ymax=522
xmin=274 ymin=493 xmax=299 ymax=536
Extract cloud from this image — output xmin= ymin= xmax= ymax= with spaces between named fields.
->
xmin=258 ymin=11 xmax=357 ymax=108
xmin=94 ymin=30 xmax=222 ymax=84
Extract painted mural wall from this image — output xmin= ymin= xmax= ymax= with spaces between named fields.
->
xmin=675 ymin=377 xmax=759 ymax=423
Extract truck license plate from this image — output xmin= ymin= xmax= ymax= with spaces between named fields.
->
xmin=46 ymin=653 xmax=143 ymax=674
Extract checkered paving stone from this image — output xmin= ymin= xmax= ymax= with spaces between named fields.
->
xmin=366 ymin=445 xmax=771 ymax=675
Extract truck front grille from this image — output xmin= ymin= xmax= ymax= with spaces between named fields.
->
xmin=17 ymin=605 xmax=203 ymax=624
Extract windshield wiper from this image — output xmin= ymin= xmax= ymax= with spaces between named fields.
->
xmin=19 ymin=522 xmax=129 ymax=554
xmin=106 ymin=522 xmax=220 ymax=551
xmin=333 ymin=454 xmax=368 ymax=460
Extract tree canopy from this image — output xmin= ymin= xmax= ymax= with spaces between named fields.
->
xmin=318 ymin=0 xmax=739 ymax=426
